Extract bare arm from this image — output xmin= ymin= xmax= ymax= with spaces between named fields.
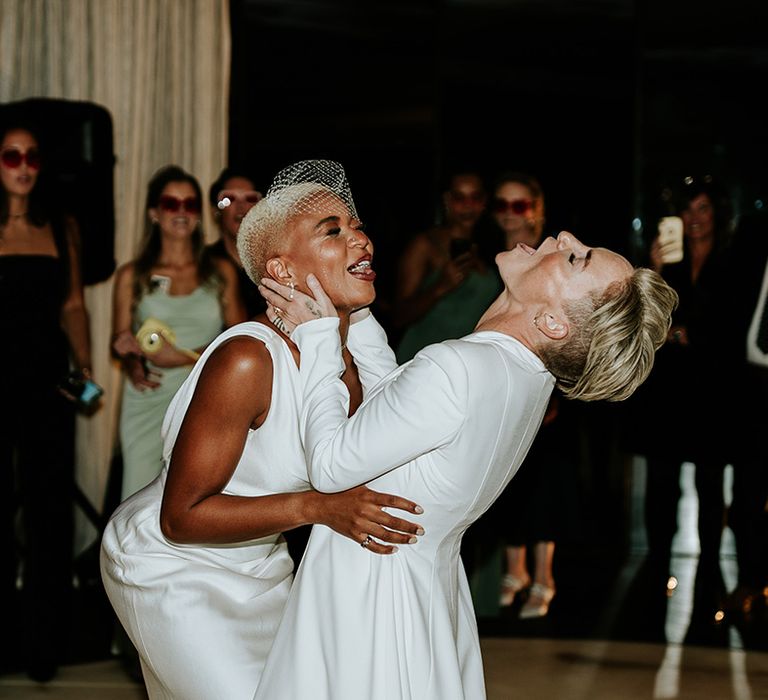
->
xmin=59 ymin=218 xmax=92 ymax=371
xmin=111 ymin=262 xmax=161 ymax=389
xmin=159 ymin=335 xmax=423 ymax=553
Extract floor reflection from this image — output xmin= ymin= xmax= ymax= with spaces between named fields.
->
xmin=476 ymin=459 xmax=768 ymax=699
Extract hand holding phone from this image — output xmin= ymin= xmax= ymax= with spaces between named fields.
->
xmin=657 ymin=216 xmax=684 ymax=264
xmin=58 ymin=370 xmax=104 ymax=413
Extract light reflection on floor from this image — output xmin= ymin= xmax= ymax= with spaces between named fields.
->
xmin=630 ymin=459 xmax=761 ymax=700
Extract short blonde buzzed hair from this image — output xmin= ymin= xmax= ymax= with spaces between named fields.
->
xmin=237 ymin=160 xmax=358 ymax=284
xmin=237 ymin=182 xmax=338 ymax=284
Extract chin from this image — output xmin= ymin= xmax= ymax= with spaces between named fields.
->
xmin=357 ymin=290 xmax=376 ymax=309
xmin=349 ymin=288 xmax=376 ymax=312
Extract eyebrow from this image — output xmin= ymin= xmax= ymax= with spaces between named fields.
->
xmin=314 ymin=215 xmax=340 ymax=230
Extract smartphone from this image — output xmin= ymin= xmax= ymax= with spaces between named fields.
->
xmin=150 ymin=274 xmax=172 ymax=294
xmin=450 ymin=238 xmax=473 ymax=260
xmin=657 ymin=216 xmax=684 ymax=264
xmin=58 ymin=371 xmax=104 ymax=411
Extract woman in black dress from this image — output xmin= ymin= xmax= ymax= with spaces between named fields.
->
xmin=0 ymin=120 xmax=93 ymax=681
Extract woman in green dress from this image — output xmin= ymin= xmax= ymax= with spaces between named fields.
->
xmin=111 ymin=165 xmax=247 ymax=500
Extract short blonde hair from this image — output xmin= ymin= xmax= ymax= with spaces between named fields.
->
xmin=537 ymin=267 xmax=678 ymax=402
xmin=237 ymin=182 xmax=338 ymax=284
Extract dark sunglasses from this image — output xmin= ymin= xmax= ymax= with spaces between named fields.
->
xmin=1 ymin=147 xmax=41 ymax=170
xmin=217 ymin=189 xmax=262 ymax=209
xmin=158 ymin=195 xmax=201 ymax=213
xmin=492 ymin=197 xmax=533 ymax=215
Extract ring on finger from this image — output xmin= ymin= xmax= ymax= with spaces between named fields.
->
xmin=360 ymin=534 xmax=373 ymax=549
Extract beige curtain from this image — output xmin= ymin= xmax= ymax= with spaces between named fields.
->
xmin=0 ymin=0 xmax=231 ymax=551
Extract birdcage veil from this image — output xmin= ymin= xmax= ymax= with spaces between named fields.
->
xmin=264 ymin=159 xmax=359 ymax=220
xmin=237 ymin=159 xmax=359 ymax=284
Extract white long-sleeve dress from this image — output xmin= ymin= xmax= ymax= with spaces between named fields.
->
xmin=254 ymin=315 xmax=554 ymax=700
xmin=100 ymin=322 xmax=312 ymax=700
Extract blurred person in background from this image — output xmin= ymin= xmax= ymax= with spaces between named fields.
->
xmin=207 ymin=167 xmax=265 ymax=318
xmin=111 ymin=165 xmax=246 ymax=502
xmin=478 ymin=171 xmax=577 ymax=619
xmin=392 ymin=166 xmax=501 ymax=363
xmin=721 ymin=206 xmax=768 ymax=620
xmin=0 ymin=121 xmax=94 ymax=681
xmin=627 ymin=175 xmax=738 ymax=633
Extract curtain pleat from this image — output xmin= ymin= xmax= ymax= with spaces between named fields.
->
xmin=0 ymin=0 xmax=231 ymax=552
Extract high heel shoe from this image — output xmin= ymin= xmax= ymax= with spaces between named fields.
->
xmin=499 ymin=574 xmax=531 ymax=607
xmin=519 ymin=582 xmax=555 ymax=619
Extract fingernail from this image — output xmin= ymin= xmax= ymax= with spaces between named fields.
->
xmin=416 ymin=527 xmax=425 ymax=536
xmin=414 ymin=505 xmax=424 ymax=514
xmin=391 ymin=546 xmax=399 ymax=553
xmin=408 ymin=536 xmax=418 ymax=544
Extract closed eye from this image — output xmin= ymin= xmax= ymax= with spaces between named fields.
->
xmin=568 ymin=250 xmax=592 ymax=268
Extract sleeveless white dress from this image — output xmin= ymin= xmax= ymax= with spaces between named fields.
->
xmin=255 ymin=315 xmax=554 ymax=700
xmin=100 ymin=322 xmax=311 ymax=700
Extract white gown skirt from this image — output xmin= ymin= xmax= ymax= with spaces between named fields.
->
xmin=100 ymin=479 xmax=294 ymax=700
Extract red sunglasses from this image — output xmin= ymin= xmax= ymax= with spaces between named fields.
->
xmin=1 ymin=147 xmax=41 ymax=170
xmin=492 ymin=197 xmax=533 ymax=215
xmin=158 ymin=195 xmax=201 ymax=214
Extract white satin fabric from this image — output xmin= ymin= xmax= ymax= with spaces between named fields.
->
xmin=255 ymin=315 xmax=554 ymax=700
xmin=100 ymin=322 xmax=311 ymax=699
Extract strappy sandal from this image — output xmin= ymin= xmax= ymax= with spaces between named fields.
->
xmin=499 ymin=573 xmax=532 ymax=607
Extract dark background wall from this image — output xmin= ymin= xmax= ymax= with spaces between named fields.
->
xmin=229 ymin=0 xmax=768 ymax=305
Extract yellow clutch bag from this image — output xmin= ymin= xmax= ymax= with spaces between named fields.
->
xmin=136 ymin=318 xmax=200 ymax=361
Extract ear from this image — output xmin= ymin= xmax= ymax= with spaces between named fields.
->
xmin=148 ymin=207 xmax=159 ymax=224
xmin=265 ymin=257 xmax=292 ymax=284
xmin=536 ymin=312 xmax=568 ymax=340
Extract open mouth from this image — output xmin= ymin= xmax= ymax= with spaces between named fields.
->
xmin=347 ymin=259 xmax=376 ymax=281
xmin=516 ymin=242 xmax=536 ymax=255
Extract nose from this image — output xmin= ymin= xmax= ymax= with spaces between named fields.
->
xmin=556 ymin=231 xmax=586 ymax=252
xmin=348 ymin=226 xmax=371 ymax=249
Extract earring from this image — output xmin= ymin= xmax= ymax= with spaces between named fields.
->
xmin=533 ymin=315 xmax=541 ymax=328
xmin=288 ymin=280 xmax=295 ymax=301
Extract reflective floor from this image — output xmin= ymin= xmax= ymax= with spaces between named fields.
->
xmin=2 ymin=459 xmax=766 ymax=699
